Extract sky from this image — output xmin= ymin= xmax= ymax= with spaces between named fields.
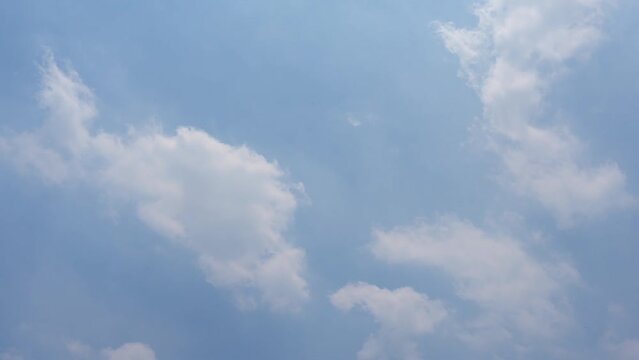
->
xmin=0 ymin=0 xmax=638 ymax=359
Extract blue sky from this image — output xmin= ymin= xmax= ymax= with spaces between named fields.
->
xmin=1 ymin=0 xmax=638 ymax=359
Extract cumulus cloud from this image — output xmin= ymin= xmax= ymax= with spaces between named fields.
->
xmin=371 ymin=216 xmax=578 ymax=346
xmin=437 ymin=0 xmax=634 ymax=224
xmin=68 ymin=341 xmax=156 ymax=360
xmin=331 ymin=282 xmax=447 ymax=360
xmin=0 ymin=53 xmax=309 ymax=311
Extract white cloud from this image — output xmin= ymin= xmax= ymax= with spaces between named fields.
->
xmin=346 ymin=114 xmax=363 ymax=128
xmin=0 ymin=352 xmax=23 ymax=360
xmin=68 ymin=341 xmax=156 ymax=360
xmin=101 ymin=343 xmax=156 ymax=360
xmin=67 ymin=341 xmax=94 ymax=359
xmin=331 ymin=282 xmax=447 ymax=360
xmin=371 ymin=216 xmax=578 ymax=346
xmin=0 ymin=53 xmax=309 ymax=311
xmin=608 ymin=339 xmax=639 ymax=360
xmin=601 ymin=304 xmax=639 ymax=360
xmin=437 ymin=0 xmax=633 ymax=224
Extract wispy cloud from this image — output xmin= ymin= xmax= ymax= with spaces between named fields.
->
xmin=0 ymin=352 xmax=23 ymax=360
xmin=371 ymin=216 xmax=578 ymax=349
xmin=68 ymin=341 xmax=156 ymax=360
xmin=437 ymin=0 xmax=634 ymax=225
xmin=601 ymin=304 xmax=639 ymax=360
xmin=345 ymin=114 xmax=363 ymax=128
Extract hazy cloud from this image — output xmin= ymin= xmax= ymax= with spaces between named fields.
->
xmin=0 ymin=352 xmax=24 ymax=360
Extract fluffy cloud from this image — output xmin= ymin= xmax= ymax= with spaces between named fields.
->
xmin=371 ymin=216 xmax=578 ymax=346
xmin=0 ymin=53 xmax=309 ymax=311
xmin=68 ymin=341 xmax=156 ymax=360
xmin=437 ymin=0 xmax=633 ymax=224
xmin=331 ymin=282 xmax=447 ymax=360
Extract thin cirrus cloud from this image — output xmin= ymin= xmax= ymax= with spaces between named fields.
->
xmin=436 ymin=0 xmax=634 ymax=225
xmin=371 ymin=216 xmax=579 ymax=348
xmin=0 ymin=53 xmax=309 ymax=312
xmin=330 ymin=282 xmax=447 ymax=360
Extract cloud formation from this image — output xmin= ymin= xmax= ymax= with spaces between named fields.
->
xmin=0 ymin=53 xmax=309 ymax=311
xmin=608 ymin=339 xmax=639 ymax=360
xmin=68 ymin=341 xmax=156 ymax=360
xmin=371 ymin=216 xmax=578 ymax=347
xmin=601 ymin=305 xmax=639 ymax=360
xmin=101 ymin=343 xmax=156 ymax=360
xmin=437 ymin=0 xmax=633 ymax=224
xmin=0 ymin=352 xmax=23 ymax=360
xmin=331 ymin=282 xmax=447 ymax=360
